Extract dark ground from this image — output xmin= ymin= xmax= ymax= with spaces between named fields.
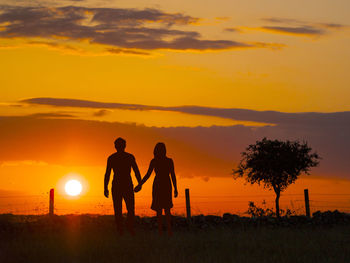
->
xmin=0 ymin=211 xmax=350 ymax=263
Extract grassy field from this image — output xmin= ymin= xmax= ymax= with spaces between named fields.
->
xmin=0 ymin=214 xmax=350 ymax=263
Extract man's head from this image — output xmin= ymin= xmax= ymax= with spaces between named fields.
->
xmin=114 ymin=137 xmax=126 ymax=152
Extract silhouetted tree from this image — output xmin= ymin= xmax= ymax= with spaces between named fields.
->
xmin=233 ymin=138 xmax=320 ymax=218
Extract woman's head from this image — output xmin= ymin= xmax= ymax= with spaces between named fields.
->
xmin=154 ymin=142 xmax=166 ymax=159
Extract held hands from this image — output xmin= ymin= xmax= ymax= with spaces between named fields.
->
xmin=134 ymin=184 xmax=142 ymax=193
xmin=174 ymin=189 xmax=178 ymax=198
xmin=104 ymin=188 xmax=109 ymax=198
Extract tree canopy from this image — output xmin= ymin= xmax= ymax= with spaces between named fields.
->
xmin=233 ymin=138 xmax=320 ymax=217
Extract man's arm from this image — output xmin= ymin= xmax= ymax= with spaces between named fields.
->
xmin=131 ymin=156 xmax=142 ymax=184
xmin=104 ymin=157 xmax=112 ymax=198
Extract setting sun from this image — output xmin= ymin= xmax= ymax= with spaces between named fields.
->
xmin=65 ymin=180 xmax=82 ymax=196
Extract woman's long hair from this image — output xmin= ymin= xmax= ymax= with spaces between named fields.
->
xmin=153 ymin=142 xmax=166 ymax=159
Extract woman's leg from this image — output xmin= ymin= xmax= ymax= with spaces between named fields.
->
xmin=165 ymin=208 xmax=173 ymax=236
xmin=156 ymin=209 xmax=163 ymax=235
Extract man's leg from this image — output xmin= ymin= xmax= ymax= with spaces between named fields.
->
xmin=112 ymin=184 xmax=124 ymax=235
xmin=124 ymin=186 xmax=135 ymax=235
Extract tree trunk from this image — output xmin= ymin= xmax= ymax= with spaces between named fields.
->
xmin=275 ymin=192 xmax=280 ymax=218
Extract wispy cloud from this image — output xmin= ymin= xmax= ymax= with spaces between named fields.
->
xmin=20 ymin=97 xmax=350 ymax=126
xmin=318 ymin=23 xmax=347 ymax=29
xmin=106 ymin=48 xmax=150 ymax=56
xmin=261 ymin=17 xmax=304 ymax=25
xmin=0 ymin=5 xmax=278 ymax=53
xmin=93 ymin=109 xmax=112 ymax=117
xmin=27 ymin=112 xmax=77 ymax=118
xmin=257 ymin=17 xmax=347 ymax=37
xmin=261 ymin=26 xmax=325 ymax=36
xmin=223 ymin=27 xmax=240 ymax=33
xmin=26 ymin=40 xmax=81 ymax=52
xmin=21 ymin=97 xmax=154 ymax=110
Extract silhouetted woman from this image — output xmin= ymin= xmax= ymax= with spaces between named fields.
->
xmin=135 ymin=142 xmax=178 ymax=236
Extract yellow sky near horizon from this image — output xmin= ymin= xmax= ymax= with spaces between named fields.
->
xmin=1 ymin=166 xmax=350 ymax=216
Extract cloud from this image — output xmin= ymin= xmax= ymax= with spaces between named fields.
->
xmin=319 ymin=23 xmax=346 ymax=29
xmin=93 ymin=109 xmax=112 ymax=117
xmin=261 ymin=17 xmax=304 ymax=25
xmin=0 ymin=5 xmax=275 ymax=52
xmin=90 ymin=7 xmax=197 ymax=26
xmin=26 ymin=40 xmax=81 ymax=52
xmin=21 ymin=97 xmax=350 ymax=127
xmin=0 ymin=114 xmax=349 ymax=179
xmin=165 ymin=106 xmax=350 ymax=127
xmin=259 ymin=17 xmax=347 ymax=37
xmin=0 ymin=116 xmax=231 ymax=177
xmin=107 ymin=48 xmax=150 ymax=56
xmin=224 ymin=27 xmax=240 ymax=33
xmin=250 ymin=42 xmax=285 ymax=50
xmin=261 ymin=26 xmax=325 ymax=36
xmin=27 ymin=112 xmax=76 ymax=118
xmin=21 ymin=97 xmax=154 ymax=110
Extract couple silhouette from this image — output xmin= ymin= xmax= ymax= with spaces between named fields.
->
xmin=104 ymin=137 xmax=178 ymax=236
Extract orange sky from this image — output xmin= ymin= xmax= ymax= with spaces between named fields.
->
xmin=0 ymin=0 xmax=350 ymax=215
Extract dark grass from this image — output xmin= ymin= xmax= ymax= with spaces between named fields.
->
xmin=0 ymin=214 xmax=350 ymax=263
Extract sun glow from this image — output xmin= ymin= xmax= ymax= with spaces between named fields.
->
xmin=65 ymin=179 xmax=82 ymax=196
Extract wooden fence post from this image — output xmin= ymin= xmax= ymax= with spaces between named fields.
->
xmin=49 ymin=188 xmax=54 ymax=216
xmin=304 ymin=189 xmax=310 ymax=218
xmin=185 ymin=188 xmax=191 ymax=222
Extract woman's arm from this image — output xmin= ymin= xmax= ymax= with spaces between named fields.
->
xmin=170 ymin=159 xmax=178 ymax=197
xmin=134 ymin=160 xmax=154 ymax=193
xmin=141 ymin=159 xmax=154 ymax=185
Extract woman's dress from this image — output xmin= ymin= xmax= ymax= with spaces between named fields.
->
xmin=151 ymin=157 xmax=173 ymax=211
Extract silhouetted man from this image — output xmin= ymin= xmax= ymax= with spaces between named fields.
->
xmin=104 ymin=137 xmax=142 ymax=235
